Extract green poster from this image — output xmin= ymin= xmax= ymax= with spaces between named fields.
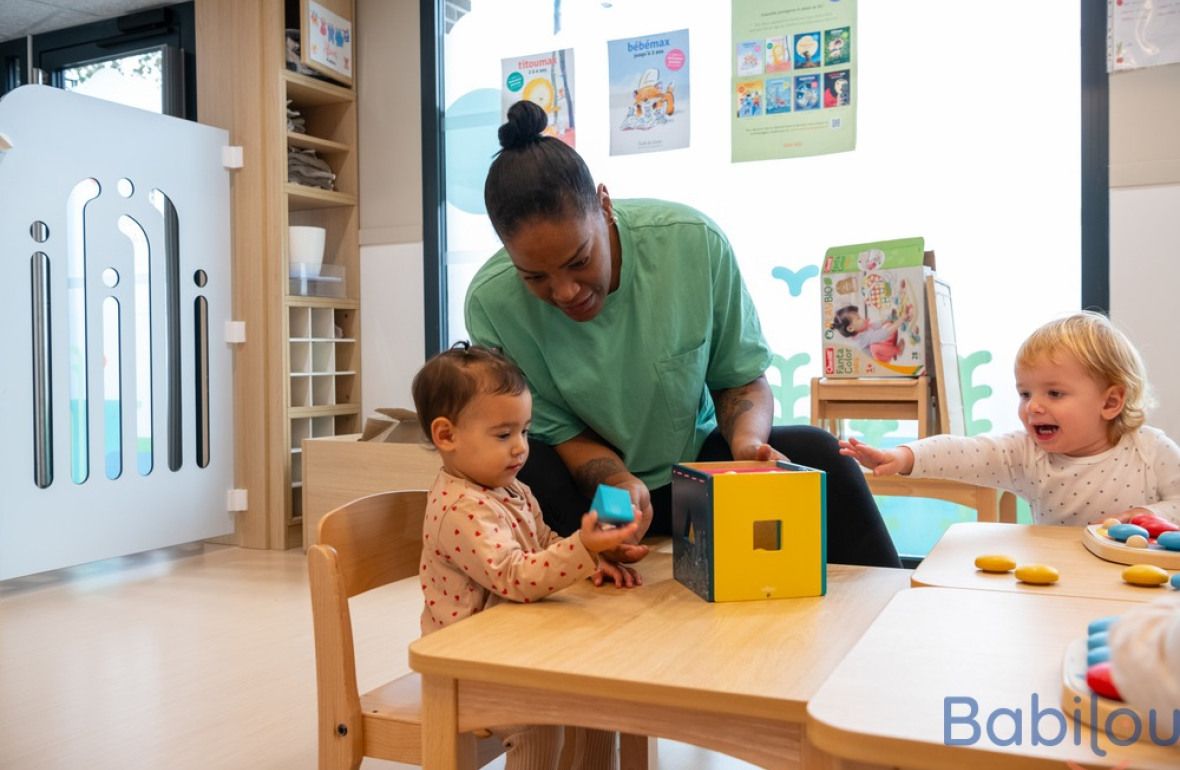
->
xmin=731 ymin=0 xmax=856 ymax=163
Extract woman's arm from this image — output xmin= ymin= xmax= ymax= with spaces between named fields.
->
xmin=554 ymin=430 xmax=653 ymax=540
xmin=711 ymin=375 xmax=785 ymax=462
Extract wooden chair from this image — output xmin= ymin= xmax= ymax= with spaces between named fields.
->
xmin=309 ymin=489 xmax=651 ymax=769
xmin=810 ymin=376 xmax=1019 ymax=525
xmin=308 ymin=489 xmax=503 ymax=769
xmin=865 ymin=473 xmax=1017 ymax=523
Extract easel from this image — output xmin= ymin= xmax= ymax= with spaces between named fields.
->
xmin=813 ymin=275 xmax=959 ymax=439
xmin=812 ymin=275 xmax=1016 ymax=523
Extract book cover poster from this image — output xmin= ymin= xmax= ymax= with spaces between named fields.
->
xmin=502 ymin=49 xmax=576 ymax=147
xmin=765 ymin=36 xmax=791 ymax=73
xmin=732 ymin=0 xmax=857 ymax=163
xmin=307 ymin=1 xmax=352 ymax=79
xmin=735 ymin=79 xmax=764 ymax=118
xmin=766 ymin=77 xmax=792 ymax=114
xmin=736 ymin=39 xmax=763 ymax=76
xmin=608 ymin=29 xmax=690 ymax=156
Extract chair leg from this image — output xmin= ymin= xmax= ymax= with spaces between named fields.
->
xmin=619 ymin=733 xmax=651 ymax=770
xmin=999 ymin=492 xmax=1018 ymax=523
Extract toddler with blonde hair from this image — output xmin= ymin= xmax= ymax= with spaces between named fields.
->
xmin=840 ymin=311 xmax=1180 ymax=525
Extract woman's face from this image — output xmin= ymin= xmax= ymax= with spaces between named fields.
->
xmin=503 ymin=186 xmax=620 ymax=322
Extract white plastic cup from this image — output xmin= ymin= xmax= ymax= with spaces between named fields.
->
xmin=289 ymin=225 xmax=326 ymax=276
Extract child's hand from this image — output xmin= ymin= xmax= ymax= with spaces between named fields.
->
xmin=1091 ymin=507 xmax=1154 ymax=526
xmin=838 ymin=437 xmax=915 ymax=476
xmin=579 ymin=511 xmax=640 ymax=554
xmin=599 ymin=542 xmax=650 ymax=564
xmin=592 ymin=559 xmax=643 ymax=588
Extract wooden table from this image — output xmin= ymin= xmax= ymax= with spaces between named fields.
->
xmin=912 ymin=522 xmax=1173 ymax=602
xmin=409 ymin=552 xmax=910 ymax=769
xmin=807 ymin=588 xmax=1178 ymax=769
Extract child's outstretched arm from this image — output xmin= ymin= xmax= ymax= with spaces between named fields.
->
xmin=839 ymin=437 xmax=914 ymax=476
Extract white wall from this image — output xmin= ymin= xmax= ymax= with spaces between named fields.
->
xmin=357 ymin=0 xmax=426 ymax=415
xmin=1110 ymin=185 xmax=1180 ymax=440
xmin=360 ymin=243 xmax=424 ymax=415
xmin=1109 ymin=62 xmax=1180 ymax=440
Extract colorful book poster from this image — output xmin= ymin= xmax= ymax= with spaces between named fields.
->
xmin=732 ymin=0 xmax=856 ymax=163
xmin=502 ymin=49 xmax=576 ymax=147
xmin=307 ymin=1 xmax=352 ymax=80
xmin=608 ymin=29 xmax=690 ymax=156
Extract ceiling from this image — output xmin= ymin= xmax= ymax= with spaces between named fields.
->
xmin=0 ymin=0 xmax=174 ymax=43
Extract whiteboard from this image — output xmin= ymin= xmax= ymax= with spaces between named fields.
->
xmin=926 ymin=276 xmax=965 ymax=436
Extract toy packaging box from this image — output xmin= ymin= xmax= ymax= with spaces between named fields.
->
xmin=671 ymin=461 xmax=826 ymax=602
xmin=820 ymin=237 xmax=935 ymax=377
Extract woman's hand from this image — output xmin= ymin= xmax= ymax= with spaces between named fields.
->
xmin=838 ymin=437 xmax=914 ymax=476
xmin=602 ymin=471 xmax=654 ymax=542
xmin=730 ymin=441 xmax=789 ymax=463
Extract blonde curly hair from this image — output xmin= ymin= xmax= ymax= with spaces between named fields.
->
xmin=1015 ymin=311 xmax=1153 ymax=443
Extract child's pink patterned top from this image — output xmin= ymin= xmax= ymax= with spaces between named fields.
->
xmin=419 ymin=469 xmax=596 ymax=634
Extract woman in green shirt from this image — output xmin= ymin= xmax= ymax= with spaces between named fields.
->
xmin=468 ymin=100 xmax=899 ymax=568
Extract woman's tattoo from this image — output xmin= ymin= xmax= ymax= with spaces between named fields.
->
xmin=716 ymin=388 xmax=754 ymax=439
xmin=573 ymin=457 xmax=627 ymax=493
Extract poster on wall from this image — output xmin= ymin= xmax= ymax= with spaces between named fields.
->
xmin=1108 ymin=0 xmax=1180 ymax=71
xmin=305 ymin=0 xmax=352 ymax=83
xmin=501 ymin=49 xmax=576 ymax=147
xmin=607 ymin=29 xmax=690 ymax=156
xmin=731 ymin=0 xmax=856 ymax=163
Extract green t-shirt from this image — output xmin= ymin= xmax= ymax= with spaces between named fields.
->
xmin=464 ymin=199 xmax=772 ymax=489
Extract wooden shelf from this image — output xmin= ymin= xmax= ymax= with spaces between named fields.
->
xmin=285 ymin=182 xmax=357 ymax=210
xmin=287 ymin=130 xmax=350 ymax=155
xmin=285 ymin=296 xmax=359 ymax=309
xmin=289 ymin=404 xmax=361 ymax=419
xmin=289 ymin=337 xmax=356 ymax=343
xmin=283 ymin=70 xmax=355 ymax=106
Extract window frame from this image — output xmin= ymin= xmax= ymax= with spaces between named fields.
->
xmin=0 ymin=2 xmax=196 ymax=120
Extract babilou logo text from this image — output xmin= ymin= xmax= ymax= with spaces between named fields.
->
xmin=944 ymin=695 xmax=1179 ymax=758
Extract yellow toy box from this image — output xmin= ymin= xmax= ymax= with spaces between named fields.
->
xmin=671 ymin=460 xmax=826 ymax=602
xmin=821 ymin=237 xmax=935 ymax=377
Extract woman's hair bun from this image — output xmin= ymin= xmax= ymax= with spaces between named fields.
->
xmin=498 ymin=100 xmax=548 ymax=150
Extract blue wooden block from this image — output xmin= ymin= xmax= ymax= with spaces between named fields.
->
xmin=591 ymin=484 xmax=634 ymax=524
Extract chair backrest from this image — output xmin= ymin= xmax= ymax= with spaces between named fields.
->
xmin=316 ymin=489 xmax=428 ymax=597
xmin=307 ymin=489 xmax=428 ymax=768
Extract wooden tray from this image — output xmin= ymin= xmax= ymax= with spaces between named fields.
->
xmin=1081 ymin=524 xmax=1180 ymax=570
xmin=1061 ymin=637 xmax=1152 ymax=742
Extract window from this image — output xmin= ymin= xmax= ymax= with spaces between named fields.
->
xmin=0 ymin=2 xmax=195 ymax=119
xmin=422 ymin=0 xmax=1106 ymax=555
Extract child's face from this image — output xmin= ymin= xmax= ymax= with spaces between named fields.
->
xmin=437 ymin=390 xmax=532 ymax=489
xmin=846 ymin=310 xmax=868 ymax=332
xmin=1015 ymin=354 xmax=1125 ymax=457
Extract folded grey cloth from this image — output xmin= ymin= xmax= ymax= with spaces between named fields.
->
xmin=287 ymin=147 xmax=336 ymax=190
xmin=285 ymin=30 xmax=319 ymax=76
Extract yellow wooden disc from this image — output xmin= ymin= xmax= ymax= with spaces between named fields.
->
xmin=974 ymin=554 xmax=1016 ymax=573
xmin=1122 ymin=563 xmax=1169 ymax=586
xmin=1015 ymin=564 xmax=1059 ymax=585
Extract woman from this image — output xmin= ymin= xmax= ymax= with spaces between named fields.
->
xmin=466 ymin=100 xmax=900 ymax=568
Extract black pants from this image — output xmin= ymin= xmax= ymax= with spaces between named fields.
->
xmin=517 ymin=425 xmax=901 ymax=568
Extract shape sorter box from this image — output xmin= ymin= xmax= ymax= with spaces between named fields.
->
xmin=671 ymin=460 xmax=826 ymax=602
xmin=821 ymin=237 xmax=935 ymax=377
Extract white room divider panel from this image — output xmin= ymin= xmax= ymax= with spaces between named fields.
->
xmin=0 ymin=86 xmax=234 ymax=579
